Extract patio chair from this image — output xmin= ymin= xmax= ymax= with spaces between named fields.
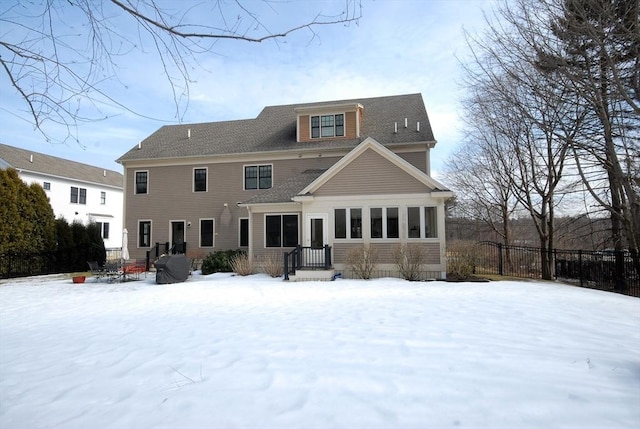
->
xmin=87 ymin=261 xmax=106 ymax=282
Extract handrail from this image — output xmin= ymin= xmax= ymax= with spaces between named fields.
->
xmin=283 ymin=245 xmax=332 ymax=280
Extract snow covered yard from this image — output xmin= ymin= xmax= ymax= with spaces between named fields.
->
xmin=0 ymin=273 xmax=638 ymax=429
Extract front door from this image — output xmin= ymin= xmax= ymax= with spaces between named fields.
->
xmin=171 ymin=221 xmax=185 ymax=254
xmin=305 ymin=214 xmax=327 ymax=267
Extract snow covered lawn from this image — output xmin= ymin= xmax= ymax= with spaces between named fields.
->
xmin=1 ymin=273 xmax=638 ymax=429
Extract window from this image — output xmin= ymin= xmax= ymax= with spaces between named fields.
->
xmin=96 ymin=222 xmax=110 ymax=239
xmin=245 ymin=165 xmax=272 ymax=190
xmin=43 ymin=182 xmax=50 ymax=190
xmin=239 ymin=218 xmax=249 ymax=247
xmin=200 ymin=219 xmax=214 ymax=247
xmin=407 ymin=206 xmax=438 ymax=239
xmin=135 ymin=171 xmax=148 ymax=194
xmin=265 ymin=214 xmax=298 ymax=247
xmin=139 ymin=220 xmax=151 ymax=247
xmin=311 ymin=114 xmax=344 ymax=139
xmin=100 ymin=191 xmax=106 ymax=204
xmin=194 ymin=168 xmax=207 ymax=192
xmin=334 ymin=208 xmax=362 ymax=239
xmin=70 ymin=187 xmax=86 ymax=204
xmin=370 ymin=207 xmax=399 ymax=239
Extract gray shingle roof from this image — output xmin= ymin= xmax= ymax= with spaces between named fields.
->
xmin=0 ymin=143 xmax=123 ymax=188
xmin=117 ymin=93 xmax=435 ymax=163
xmin=242 ymin=169 xmax=326 ymax=204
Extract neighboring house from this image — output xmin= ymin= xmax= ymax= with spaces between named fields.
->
xmin=117 ymin=93 xmax=452 ymax=279
xmin=0 ymin=143 xmax=124 ymax=250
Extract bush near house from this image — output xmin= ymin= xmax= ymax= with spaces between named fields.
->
xmin=346 ymin=245 xmax=379 ymax=280
xmin=392 ymin=244 xmax=426 ymax=281
xmin=201 ymin=250 xmax=245 ymax=275
xmin=261 ymin=251 xmax=283 ymax=278
xmin=446 ymin=240 xmax=480 ymax=280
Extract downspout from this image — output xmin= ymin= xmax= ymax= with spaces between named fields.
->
xmin=246 ymin=205 xmax=253 ymax=263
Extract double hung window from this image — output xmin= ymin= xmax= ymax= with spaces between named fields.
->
xmin=245 ymin=165 xmax=272 ymax=190
xmin=334 ymin=208 xmax=362 ymax=239
xmin=70 ymin=187 xmax=87 ymax=204
xmin=135 ymin=171 xmax=148 ymax=194
xmin=265 ymin=214 xmax=298 ymax=247
xmin=370 ymin=207 xmax=399 ymax=239
xmin=139 ymin=220 xmax=151 ymax=247
xmin=311 ymin=114 xmax=344 ymax=138
xmin=200 ymin=219 xmax=214 ymax=247
xmin=407 ymin=207 xmax=438 ymax=238
xmin=194 ymin=168 xmax=207 ymax=192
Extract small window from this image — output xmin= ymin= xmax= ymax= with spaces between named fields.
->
xmin=200 ymin=219 xmax=214 ymax=247
xmin=371 ymin=207 xmax=399 ymax=239
xmin=43 ymin=182 xmax=50 ymax=191
xmin=334 ymin=208 xmax=362 ymax=239
xmin=311 ymin=114 xmax=345 ymax=139
xmin=70 ymin=187 xmax=78 ymax=203
xmin=100 ymin=191 xmax=106 ymax=204
xmin=96 ymin=222 xmax=110 ymax=239
xmin=407 ymin=206 xmax=438 ymax=239
xmin=135 ymin=171 xmax=148 ymax=194
xmin=245 ymin=165 xmax=272 ymax=190
xmin=265 ymin=214 xmax=298 ymax=248
xmin=194 ymin=168 xmax=207 ymax=192
xmin=79 ymin=188 xmax=86 ymax=205
xmin=239 ymin=218 xmax=249 ymax=247
xmin=139 ymin=220 xmax=151 ymax=247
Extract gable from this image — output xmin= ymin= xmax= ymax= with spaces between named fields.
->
xmin=312 ymin=147 xmax=429 ymax=196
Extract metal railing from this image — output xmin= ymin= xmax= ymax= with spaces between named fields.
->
xmin=145 ymin=241 xmax=187 ymax=271
xmin=284 ymin=245 xmax=332 ymax=280
xmin=476 ymin=242 xmax=639 ymax=297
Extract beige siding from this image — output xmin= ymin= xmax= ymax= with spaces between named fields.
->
xmin=298 ymin=115 xmax=310 ymax=142
xmin=334 ymin=242 xmax=440 ymax=264
xmin=398 ymin=151 xmax=427 ymax=173
xmin=314 ymin=148 xmax=429 ymax=196
xmin=124 ymin=157 xmax=339 ymax=260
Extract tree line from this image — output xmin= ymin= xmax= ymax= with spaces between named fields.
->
xmin=1 ymin=168 xmax=106 ymax=274
xmin=445 ymin=0 xmax=639 ymax=279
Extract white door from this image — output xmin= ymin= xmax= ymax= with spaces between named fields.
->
xmin=304 ymin=214 xmax=327 ymax=267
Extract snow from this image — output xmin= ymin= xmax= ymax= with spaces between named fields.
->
xmin=1 ymin=273 xmax=639 ymax=429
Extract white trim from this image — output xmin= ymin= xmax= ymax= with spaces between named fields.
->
xmin=193 ymin=167 xmax=208 ymax=193
xmin=243 ymin=163 xmax=273 ymax=190
xmin=333 ymin=207 xmax=364 ymax=241
xmin=134 ymin=170 xmax=149 ymax=195
xmin=238 ymin=217 xmax=249 ymax=247
xmin=169 ymin=220 xmax=186 ymax=250
xmin=299 ymin=137 xmax=449 ymax=195
xmin=304 ymin=213 xmax=328 ymax=247
xmin=137 ymin=219 xmax=152 ymax=248
xmin=199 ymin=218 xmax=215 ymax=248
xmin=263 ymin=213 xmax=299 ymax=248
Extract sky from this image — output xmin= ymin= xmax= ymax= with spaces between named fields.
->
xmin=0 ymin=0 xmax=500 ymax=178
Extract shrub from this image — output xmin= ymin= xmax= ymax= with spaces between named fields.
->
xmin=393 ymin=244 xmax=426 ymax=281
xmin=346 ymin=245 xmax=378 ymax=279
xmin=446 ymin=240 xmax=479 ymax=279
xmin=230 ymin=253 xmax=254 ymax=276
xmin=201 ymin=249 xmax=244 ymax=275
xmin=261 ymin=251 xmax=283 ymax=277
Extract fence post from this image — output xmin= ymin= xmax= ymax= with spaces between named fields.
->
xmin=284 ymin=252 xmax=289 ymax=281
xmin=614 ymin=250 xmax=625 ymax=293
xmin=578 ymin=250 xmax=583 ymax=288
xmin=498 ymin=243 xmax=503 ymax=276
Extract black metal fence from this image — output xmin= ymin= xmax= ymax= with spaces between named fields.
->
xmin=476 ymin=242 xmax=639 ymax=297
xmin=1 ymin=251 xmax=61 ymax=279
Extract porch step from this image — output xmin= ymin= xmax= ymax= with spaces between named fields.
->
xmin=288 ymin=269 xmax=336 ymax=282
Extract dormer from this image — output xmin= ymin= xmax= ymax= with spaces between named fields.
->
xmin=294 ymin=103 xmax=364 ymax=143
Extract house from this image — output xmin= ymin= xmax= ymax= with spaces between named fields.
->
xmin=0 ymin=143 xmax=124 ymax=251
xmin=117 ymin=94 xmax=452 ymax=279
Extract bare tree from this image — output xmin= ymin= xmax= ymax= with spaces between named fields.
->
xmin=0 ymin=0 xmax=362 ymax=144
